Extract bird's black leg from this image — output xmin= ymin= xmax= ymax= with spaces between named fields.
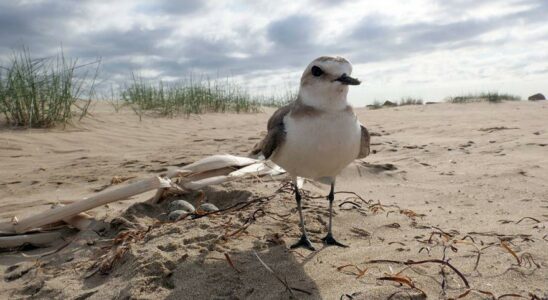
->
xmin=322 ymin=182 xmax=348 ymax=247
xmin=290 ymin=182 xmax=315 ymax=251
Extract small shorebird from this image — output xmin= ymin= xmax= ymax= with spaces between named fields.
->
xmin=251 ymin=56 xmax=370 ymax=250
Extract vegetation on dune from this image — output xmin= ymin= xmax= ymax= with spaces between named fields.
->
xmin=254 ymin=89 xmax=296 ymax=108
xmin=368 ymin=92 xmax=521 ymax=109
xmin=1 ymin=49 xmax=527 ymax=127
xmin=0 ymin=48 xmax=292 ymax=127
xmin=0 ymin=48 xmax=99 ymax=128
xmin=120 ymin=74 xmax=293 ymax=119
xmin=366 ymin=100 xmax=383 ymax=110
xmin=399 ymin=97 xmax=423 ymax=106
xmin=367 ymin=97 xmax=423 ymax=109
xmin=446 ymin=92 xmax=521 ymax=103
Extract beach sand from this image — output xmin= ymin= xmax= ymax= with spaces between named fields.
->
xmin=1 ymin=101 xmax=547 ymax=299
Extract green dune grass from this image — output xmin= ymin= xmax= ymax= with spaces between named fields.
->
xmin=446 ymin=92 xmax=521 ymax=103
xmin=0 ymin=48 xmax=99 ymax=128
xmin=120 ymin=74 xmax=292 ymax=119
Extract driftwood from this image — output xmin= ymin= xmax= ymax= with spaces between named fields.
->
xmin=63 ymin=213 xmax=94 ymax=231
xmin=0 ymin=155 xmax=286 ymax=249
xmin=5 ymin=176 xmax=171 ymax=234
xmin=162 ymin=157 xmax=284 ymax=198
xmin=0 ymin=231 xmax=65 ymax=249
xmin=147 ymin=155 xmax=265 ymax=204
xmin=169 ymin=154 xmax=258 ymax=176
xmin=52 ymin=204 xmax=95 ymax=231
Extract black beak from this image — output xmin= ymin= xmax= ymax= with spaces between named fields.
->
xmin=334 ymin=73 xmax=361 ymax=85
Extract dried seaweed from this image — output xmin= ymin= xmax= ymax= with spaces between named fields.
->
xmin=336 ymin=264 xmax=368 ymax=279
xmin=515 ymin=217 xmax=540 ymax=224
xmin=350 ymin=227 xmax=371 ymax=238
xmin=193 ymin=194 xmax=275 ymax=220
xmin=367 ymin=259 xmax=470 ymax=288
xmin=478 ymin=126 xmax=519 ymax=132
xmin=500 ymin=240 xmax=521 ymax=266
xmin=418 ymin=246 xmax=431 ymax=255
xmin=519 ymin=252 xmax=540 ymax=269
xmin=399 ymin=209 xmax=425 ymax=220
xmin=450 ymin=289 xmax=535 ymax=300
xmin=92 ymin=228 xmax=150 ymax=275
xmin=224 ymin=209 xmax=265 ymax=238
xmin=224 ymin=253 xmax=241 ymax=273
xmin=440 ymin=265 xmax=448 ymax=296
xmin=338 ymin=201 xmax=362 ymax=209
xmin=253 ymin=251 xmax=311 ymax=296
xmin=383 ymin=223 xmax=401 ymax=229
xmin=499 ymin=217 xmax=541 ymax=225
xmin=334 ymin=191 xmax=372 ymax=204
xmin=377 ymin=274 xmax=426 ymax=297
xmin=369 ymin=202 xmax=386 ymax=214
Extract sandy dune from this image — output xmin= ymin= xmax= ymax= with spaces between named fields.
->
xmin=1 ymin=101 xmax=547 ymax=299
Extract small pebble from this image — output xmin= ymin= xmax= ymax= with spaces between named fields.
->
xmin=199 ymin=203 xmax=219 ymax=212
xmin=168 ymin=200 xmax=195 ymax=213
xmin=168 ymin=210 xmax=188 ymax=221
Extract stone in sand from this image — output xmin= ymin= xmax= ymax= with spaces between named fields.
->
xmin=528 ymin=93 xmax=545 ymax=101
xmin=383 ymin=100 xmax=397 ymax=107
xmin=198 ymin=203 xmax=219 ymax=212
xmin=168 ymin=210 xmax=188 ymax=221
xmin=168 ymin=200 xmax=195 ymax=213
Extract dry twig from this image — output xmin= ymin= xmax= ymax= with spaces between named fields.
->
xmin=367 ymin=259 xmax=470 ymax=288
xmin=224 ymin=253 xmax=241 ymax=273
xmin=336 ymin=264 xmax=368 ymax=279
xmin=253 ymin=251 xmax=311 ymax=296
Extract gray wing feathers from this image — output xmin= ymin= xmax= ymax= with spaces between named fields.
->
xmin=260 ymin=125 xmax=285 ymax=159
xmin=250 ymin=105 xmax=290 ymax=158
xmin=267 ymin=105 xmax=291 ymax=130
xmin=358 ymin=124 xmax=371 ymax=159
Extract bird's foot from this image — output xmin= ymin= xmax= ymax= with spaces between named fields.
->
xmin=290 ymin=235 xmax=316 ymax=251
xmin=322 ymin=233 xmax=348 ymax=248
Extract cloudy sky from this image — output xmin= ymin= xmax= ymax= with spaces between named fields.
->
xmin=1 ymin=0 xmax=547 ymax=105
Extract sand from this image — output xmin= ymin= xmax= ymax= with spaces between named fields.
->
xmin=1 ymin=101 xmax=547 ymax=299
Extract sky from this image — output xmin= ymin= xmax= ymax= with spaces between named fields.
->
xmin=1 ymin=0 xmax=547 ymax=106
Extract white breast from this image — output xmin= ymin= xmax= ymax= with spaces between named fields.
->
xmin=271 ymin=110 xmax=361 ymax=182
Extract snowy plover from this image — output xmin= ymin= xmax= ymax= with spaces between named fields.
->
xmin=252 ymin=56 xmax=370 ymax=250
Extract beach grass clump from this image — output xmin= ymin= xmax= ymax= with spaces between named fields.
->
xmin=399 ymin=97 xmax=423 ymax=106
xmin=0 ymin=48 xmax=98 ymax=128
xmin=102 ymin=84 xmax=126 ymax=113
xmin=366 ymin=100 xmax=383 ymax=110
xmin=367 ymin=98 xmax=422 ymax=110
xmin=121 ymin=74 xmax=295 ymax=117
xmin=447 ymin=92 xmax=521 ymax=104
xmin=255 ymin=89 xmax=296 ymax=108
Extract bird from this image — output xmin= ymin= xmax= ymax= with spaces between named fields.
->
xmin=251 ymin=56 xmax=370 ymax=251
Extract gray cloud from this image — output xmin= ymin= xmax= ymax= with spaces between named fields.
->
xmin=75 ymin=26 xmax=175 ymax=58
xmin=0 ymin=0 xmax=546 ymax=92
xmin=136 ymin=0 xmax=205 ymax=15
xmin=0 ymin=1 xmax=85 ymax=56
xmin=267 ymin=15 xmax=317 ymax=49
xmin=346 ymin=2 xmax=547 ymax=64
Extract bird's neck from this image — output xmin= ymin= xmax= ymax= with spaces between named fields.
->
xmin=298 ymin=86 xmax=349 ymax=111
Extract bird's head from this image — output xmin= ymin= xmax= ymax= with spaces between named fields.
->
xmin=299 ymin=56 xmax=360 ymax=110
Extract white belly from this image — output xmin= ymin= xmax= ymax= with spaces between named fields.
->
xmin=271 ymin=111 xmax=361 ymax=182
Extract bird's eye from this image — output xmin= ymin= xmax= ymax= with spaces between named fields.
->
xmin=311 ymin=66 xmax=323 ymax=77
